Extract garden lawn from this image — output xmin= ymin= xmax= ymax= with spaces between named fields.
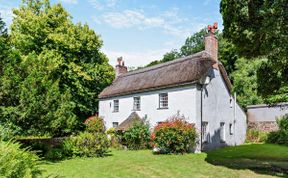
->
xmin=42 ymin=144 xmax=288 ymax=178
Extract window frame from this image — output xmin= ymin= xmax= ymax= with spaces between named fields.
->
xmin=229 ymin=123 xmax=233 ymax=135
xmin=133 ymin=96 xmax=141 ymax=111
xmin=202 ymin=121 xmax=209 ymax=143
xmin=112 ymin=122 xmax=119 ymax=128
xmin=113 ymin=99 xmax=119 ymax=112
xmin=220 ymin=122 xmax=226 ymax=143
xmin=158 ymin=93 xmax=168 ymax=109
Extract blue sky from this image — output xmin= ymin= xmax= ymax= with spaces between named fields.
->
xmin=0 ymin=0 xmax=222 ymax=67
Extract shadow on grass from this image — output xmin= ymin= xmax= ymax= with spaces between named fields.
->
xmin=205 ymin=144 xmax=288 ymax=177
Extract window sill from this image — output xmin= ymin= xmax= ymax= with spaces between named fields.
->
xmin=157 ymin=107 xmax=169 ymax=110
xmin=112 ymin=111 xmax=119 ymax=113
xmin=132 ymin=109 xmax=141 ymax=111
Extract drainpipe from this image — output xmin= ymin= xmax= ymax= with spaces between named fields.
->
xmin=200 ymin=84 xmax=203 ymax=151
xmin=234 ymin=92 xmax=237 ymax=145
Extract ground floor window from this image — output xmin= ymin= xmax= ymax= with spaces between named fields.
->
xmin=112 ymin=122 xmax=119 ymax=128
xmin=220 ymin=122 xmax=225 ymax=142
xmin=202 ymin=122 xmax=209 ymax=143
xmin=229 ymin=123 xmax=233 ymax=135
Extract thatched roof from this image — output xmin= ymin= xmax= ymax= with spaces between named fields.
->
xmin=116 ymin=112 xmax=142 ymax=131
xmin=99 ymin=51 xmax=217 ymax=98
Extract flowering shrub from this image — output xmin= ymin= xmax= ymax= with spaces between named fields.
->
xmin=152 ymin=115 xmax=197 ymax=154
xmin=84 ymin=115 xmax=105 ymax=133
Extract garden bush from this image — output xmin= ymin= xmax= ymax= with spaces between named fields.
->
xmin=84 ymin=116 xmax=105 ymax=133
xmin=152 ymin=115 xmax=197 ymax=154
xmin=246 ymin=129 xmax=267 ymax=143
xmin=267 ymin=115 xmax=288 ymax=145
xmin=0 ymin=140 xmax=42 ymax=178
xmin=66 ymin=132 xmax=110 ymax=157
xmin=106 ymin=128 xmax=122 ymax=149
xmin=122 ymin=123 xmax=151 ymax=150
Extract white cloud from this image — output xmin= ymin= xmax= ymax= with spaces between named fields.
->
xmin=88 ymin=0 xmax=118 ymax=10
xmin=103 ymin=48 xmax=170 ymax=67
xmin=101 ymin=10 xmax=164 ymax=28
xmin=59 ymin=0 xmax=78 ymax=4
xmin=107 ymin=0 xmax=118 ymax=7
xmin=0 ymin=5 xmax=13 ymax=27
xmin=94 ymin=9 xmax=206 ymax=38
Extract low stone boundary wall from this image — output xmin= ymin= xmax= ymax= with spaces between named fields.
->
xmin=248 ymin=121 xmax=278 ymax=132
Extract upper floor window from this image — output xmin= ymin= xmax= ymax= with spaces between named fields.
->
xmin=133 ymin=97 xmax=141 ymax=111
xmin=159 ymin=93 xmax=168 ymax=109
xmin=113 ymin=100 xmax=119 ymax=112
xmin=220 ymin=122 xmax=225 ymax=142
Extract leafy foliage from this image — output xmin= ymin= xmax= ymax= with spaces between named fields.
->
xmin=67 ymin=132 xmax=110 ymax=157
xmin=152 ymin=114 xmax=197 ymax=154
xmin=0 ymin=140 xmax=42 ymax=178
xmin=246 ymin=129 xmax=267 ymax=143
xmin=221 ymin=0 xmax=288 ymax=103
xmin=0 ymin=0 xmax=114 ymax=136
xmin=267 ymin=115 xmax=288 ymax=145
xmin=231 ymin=58 xmax=264 ymax=107
xmin=122 ymin=122 xmax=151 ymax=150
xmin=84 ymin=116 xmax=106 ymax=133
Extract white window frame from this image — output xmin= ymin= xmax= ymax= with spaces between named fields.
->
xmin=113 ymin=100 xmax=119 ymax=112
xmin=202 ymin=122 xmax=209 ymax=143
xmin=220 ymin=122 xmax=225 ymax=142
xmin=159 ymin=93 xmax=168 ymax=109
xmin=133 ymin=97 xmax=141 ymax=111
xmin=229 ymin=123 xmax=233 ymax=135
xmin=112 ymin=122 xmax=119 ymax=128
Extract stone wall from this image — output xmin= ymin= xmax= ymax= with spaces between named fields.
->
xmin=248 ymin=121 xmax=278 ymax=132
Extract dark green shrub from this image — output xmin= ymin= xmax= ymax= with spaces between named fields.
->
xmin=84 ymin=116 xmax=105 ymax=133
xmin=267 ymin=115 xmax=288 ymax=145
xmin=246 ymin=129 xmax=267 ymax=143
xmin=123 ymin=123 xmax=150 ymax=150
xmin=45 ymin=148 xmax=65 ymax=160
xmin=0 ymin=140 xmax=42 ymax=178
xmin=0 ymin=123 xmax=21 ymax=141
xmin=152 ymin=115 xmax=197 ymax=154
xmin=68 ymin=132 xmax=110 ymax=157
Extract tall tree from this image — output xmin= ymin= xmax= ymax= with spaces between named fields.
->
xmin=0 ymin=15 xmax=8 ymax=72
xmin=180 ymin=28 xmax=206 ymax=56
xmin=0 ymin=0 xmax=114 ymax=136
xmin=221 ymin=0 xmax=288 ymax=103
xmin=232 ymin=58 xmax=264 ymax=108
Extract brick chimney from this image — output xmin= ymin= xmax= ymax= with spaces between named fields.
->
xmin=115 ymin=57 xmax=127 ymax=78
xmin=205 ymin=22 xmax=218 ymax=69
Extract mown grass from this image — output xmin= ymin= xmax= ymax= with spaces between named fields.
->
xmin=42 ymin=144 xmax=288 ymax=178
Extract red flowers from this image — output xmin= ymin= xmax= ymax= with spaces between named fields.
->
xmin=151 ymin=115 xmax=197 ymax=154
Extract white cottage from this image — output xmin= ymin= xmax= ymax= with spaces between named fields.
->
xmin=98 ymin=24 xmax=247 ymax=151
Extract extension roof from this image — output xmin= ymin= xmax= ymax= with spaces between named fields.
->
xmin=115 ymin=112 xmax=143 ymax=131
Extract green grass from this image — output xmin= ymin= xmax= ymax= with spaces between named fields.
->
xmin=42 ymin=144 xmax=288 ymax=178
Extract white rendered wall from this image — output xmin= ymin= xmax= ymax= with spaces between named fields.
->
xmin=201 ymin=69 xmax=247 ymax=151
xmin=99 ymin=85 xmax=197 ymax=129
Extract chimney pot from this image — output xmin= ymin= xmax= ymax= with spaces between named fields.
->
xmin=115 ymin=57 xmax=127 ymax=78
xmin=205 ymin=22 xmax=218 ymax=69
